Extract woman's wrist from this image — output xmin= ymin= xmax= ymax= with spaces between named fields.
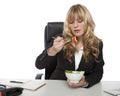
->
xmin=47 ymin=47 xmax=57 ymax=56
xmin=82 ymin=81 xmax=89 ymax=88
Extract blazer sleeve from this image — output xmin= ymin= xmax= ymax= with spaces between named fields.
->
xmin=35 ymin=49 xmax=57 ymax=69
xmin=85 ymin=41 xmax=105 ymax=88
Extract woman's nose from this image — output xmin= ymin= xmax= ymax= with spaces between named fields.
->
xmin=73 ymin=21 xmax=78 ymax=27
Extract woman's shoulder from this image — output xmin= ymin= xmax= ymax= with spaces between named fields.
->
xmin=99 ymin=38 xmax=103 ymax=46
xmin=97 ymin=38 xmax=103 ymax=50
xmin=95 ymin=36 xmax=103 ymax=45
xmin=94 ymin=36 xmax=103 ymax=49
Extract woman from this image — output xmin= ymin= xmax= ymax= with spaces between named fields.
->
xmin=35 ymin=4 xmax=104 ymax=88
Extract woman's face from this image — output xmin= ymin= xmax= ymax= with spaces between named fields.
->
xmin=68 ymin=18 xmax=85 ymax=38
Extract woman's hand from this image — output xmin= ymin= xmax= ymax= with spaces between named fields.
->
xmin=67 ymin=76 xmax=88 ymax=88
xmin=47 ymin=36 xmax=64 ymax=56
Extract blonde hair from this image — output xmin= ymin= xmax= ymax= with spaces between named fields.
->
xmin=63 ymin=4 xmax=101 ymax=62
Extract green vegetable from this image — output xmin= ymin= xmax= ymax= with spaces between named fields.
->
xmin=65 ymin=70 xmax=72 ymax=73
xmin=65 ymin=70 xmax=83 ymax=74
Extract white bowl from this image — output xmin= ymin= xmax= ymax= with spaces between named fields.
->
xmin=65 ymin=70 xmax=84 ymax=83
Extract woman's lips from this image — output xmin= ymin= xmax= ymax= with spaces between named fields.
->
xmin=74 ymin=29 xmax=81 ymax=33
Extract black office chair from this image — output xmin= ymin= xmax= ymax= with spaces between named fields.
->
xmin=35 ymin=22 xmax=64 ymax=79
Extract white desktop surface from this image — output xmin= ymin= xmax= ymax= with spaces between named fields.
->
xmin=19 ymin=80 xmax=120 ymax=96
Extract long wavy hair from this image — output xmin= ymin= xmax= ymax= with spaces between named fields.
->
xmin=63 ymin=4 xmax=101 ymax=62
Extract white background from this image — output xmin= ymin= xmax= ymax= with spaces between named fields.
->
xmin=0 ymin=0 xmax=120 ymax=81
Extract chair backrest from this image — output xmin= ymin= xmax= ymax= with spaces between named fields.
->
xmin=44 ymin=22 xmax=64 ymax=79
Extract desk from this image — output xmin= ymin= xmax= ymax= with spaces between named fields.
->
xmin=20 ymin=80 xmax=120 ymax=96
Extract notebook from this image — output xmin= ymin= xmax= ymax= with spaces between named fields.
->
xmin=0 ymin=79 xmax=46 ymax=91
xmin=104 ymin=88 xmax=120 ymax=96
xmin=20 ymin=80 xmax=46 ymax=91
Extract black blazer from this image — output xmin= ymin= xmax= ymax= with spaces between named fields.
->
xmin=35 ymin=41 xmax=104 ymax=88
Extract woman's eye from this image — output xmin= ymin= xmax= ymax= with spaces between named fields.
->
xmin=78 ymin=20 xmax=83 ymax=23
xmin=69 ymin=21 xmax=74 ymax=24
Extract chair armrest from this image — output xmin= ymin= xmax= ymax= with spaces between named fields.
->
xmin=35 ymin=73 xmax=43 ymax=79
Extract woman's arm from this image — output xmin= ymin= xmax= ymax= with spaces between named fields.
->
xmin=35 ymin=36 xmax=64 ymax=69
xmin=35 ymin=49 xmax=57 ymax=69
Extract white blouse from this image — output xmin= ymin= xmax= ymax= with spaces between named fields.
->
xmin=74 ymin=47 xmax=83 ymax=70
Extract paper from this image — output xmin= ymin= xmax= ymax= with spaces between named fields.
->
xmin=21 ymin=80 xmax=46 ymax=91
xmin=0 ymin=79 xmax=46 ymax=91
xmin=104 ymin=88 xmax=120 ymax=96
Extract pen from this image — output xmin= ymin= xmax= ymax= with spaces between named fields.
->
xmin=10 ymin=81 xmax=23 ymax=84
